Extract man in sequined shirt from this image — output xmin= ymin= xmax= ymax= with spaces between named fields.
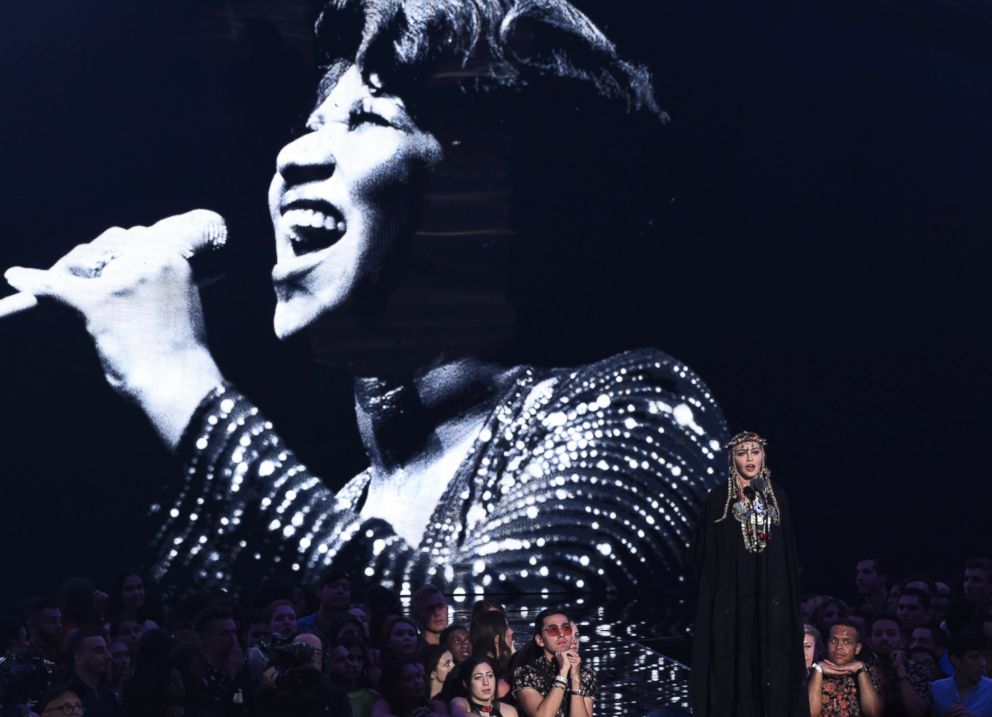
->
xmin=514 ymin=608 xmax=594 ymax=717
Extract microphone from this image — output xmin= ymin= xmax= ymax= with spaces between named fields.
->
xmin=0 ymin=209 xmax=227 ymax=320
xmin=751 ymin=477 xmax=766 ymax=494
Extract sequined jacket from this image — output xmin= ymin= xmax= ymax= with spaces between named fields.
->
xmin=152 ymin=349 xmax=727 ymax=593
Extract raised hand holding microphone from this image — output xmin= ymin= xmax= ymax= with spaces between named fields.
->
xmin=3 ymin=209 xmax=228 ymax=449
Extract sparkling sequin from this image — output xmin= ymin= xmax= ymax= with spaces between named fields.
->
xmin=151 ymin=349 xmax=727 ymax=593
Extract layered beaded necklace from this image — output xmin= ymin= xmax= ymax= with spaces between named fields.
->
xmin=732 ymin=476 xmax=780 ymax=553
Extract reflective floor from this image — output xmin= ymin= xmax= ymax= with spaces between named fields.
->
xmin=447 ymin=593 xmax=694 ymax=716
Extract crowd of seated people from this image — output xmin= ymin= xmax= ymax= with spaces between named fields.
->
xmin=0 ymin=569 xmax=591 ymax=717
xmin=2 ymin=556 xmax=990 ymax=717
xmin=802 ymin=557 xmax=992 ymax=717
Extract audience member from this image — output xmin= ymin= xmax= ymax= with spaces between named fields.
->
xmin=193 ymin=605 xmax=246 ymax=715
xmin=865 ymin=613 xmax=931 ymax=716
xmin=909 ymin=623 xmax=950 ymax=677
xmin=469 ymin=611 xmax=515 ymax=699
xmin=804 ymin=624 xmax=823 ymax=672
xmin=381 ymin=616 xmax=420 ymax=661
xmin=450 ymin=656 xmax=519 ymax=717
xmin=897 ymin=589 xmax=933 ymax=632
xmin=513 ymin=608 xmax=594 ymax=717
xmin=25 ymin=598 xmax=63 ymax=665
xmin=268 ymin=598 xmax=300 ymax=640
xmin=371 ymin=656 xmax=446 ymax=717
xmin=808 ymin=621 xmax=883 ymax=717
xmin=329 ymin=634 xmax=378 ymax=717
xmin=421 ymin=644 xmax=455 ymax=700
xmin=411 ymin=586 xmax=450 ymax=647
xmin=299 ymin=570 xmax=353 ymax=639
xmin=856 ymin=559 xmax=889 ymax=613
xmin=948 ymin=558 xmax=992 ymax=633
xmin=65 ymin=626 xmax=121 ymax=717
xmin=441 ymin=625 xmax=472 ymax=665
xmin=36 ymin=685 xmax=85 ymax=717
xmin=932 ymin=631 xmax=992 ymax=716
xmin=932 ymin=581 xmax=953 ymax=623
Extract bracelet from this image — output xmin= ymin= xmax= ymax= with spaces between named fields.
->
xmin=553 ymin=676 xmax=568 ymax=686
xmin=551 ymin=682 xmax=566 ymax=692
xmin=857 ymin=666 xmax=868 ymax=675
xmin=811 ymin=663 xmax=822 ymax=674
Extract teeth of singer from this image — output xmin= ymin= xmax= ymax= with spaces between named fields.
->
xmin=285 ymin=208 xmax=343 ymax=233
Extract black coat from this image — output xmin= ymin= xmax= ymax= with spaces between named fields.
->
xmin=689 ymin=482 xmax=809 ymax=717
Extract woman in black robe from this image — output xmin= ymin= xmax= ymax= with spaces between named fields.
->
xmin=690 ymin=432 xmax=809 ymax=717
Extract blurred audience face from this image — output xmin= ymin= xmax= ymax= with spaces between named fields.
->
xmin=964 ymin=566 xmax=992 ymax=604
xmin=31 ymin=608 xmax=63 ymax=645
xmin=445 ymin=626 xmax=471 ymax=663
xmin=270 ymin=603 xmax=298 ymax=639
xmin=320 ymin=577 xmax=352 ymax=612
xmin=886 ymin=584 xmax=903 ymax=613
xmin=294 ymin=632 xmax=324 ymax=671
xmin=40 ymin=690 xmax=83 ymax=716
xmin=202 ymin=617 xmax=238 ymax=665
xmin=243 ymin=619 xmax=269 ymax=647
xmin=400 ymin=663 xmax=427 ymax=701
xmin=856 ymin=560 xmax=886 ymax=596
xmin=932 ymin=582 xmax=952 ymax=619
xmin=109 ymin=638 xmax=131 ymax=680
xmin=951 ymin=649 xmax=988 ymax=685
xmin=827 ymin=625 xmax=861 ymax=667
xmin=908 ymin=648 xmax=939 ymax=679
xmin=121 ymin=574 xmax=146 ymax=611
xmin=909 ymin=626 xmax=941 ymax=656
xmin=349 ymin=606 xmax=370 ymax=635
xmin=431 ymin=650 xmax=455 ymax=691
xmin=75 ymin=635 xmax=112 ymax=680
xmin=897 ymin=594 xmax=930 ymax=630
xmin=802 ymin=632 xmax=817 ymax=669
xmin=416 ymin=592 xmax=449 ymax=637
xmin=388 ymin=620 xmax=419 ymax=656
xmin=869 ymin=618 xmax=902 ymax=658
xmin=819 ymin=601 xmax=846 ymax=631
xmin=116 ymin=617 xmax=142 ymax=646
xmin=904 ymin=579 xmax=931 ymax=595
xmin=328 ymin=644 xmax=363 ymax=684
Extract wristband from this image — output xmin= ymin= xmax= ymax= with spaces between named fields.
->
xmin=553 ymin=675 xmax=568 ymax=685
xmin=811 ymin=663 xmax=822 ymax=674
xmin=857 ymin=665 xmax=868 ymax=675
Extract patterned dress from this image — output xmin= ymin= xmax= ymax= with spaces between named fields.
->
xmin=148 ymin=349 xmax=726 ymax=593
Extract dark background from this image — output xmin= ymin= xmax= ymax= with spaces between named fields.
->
xmin=0 ymin=0 xmax=989 ymax=608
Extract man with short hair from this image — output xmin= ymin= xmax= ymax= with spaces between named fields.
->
xmin=866 ymin=613 xmax=932 ymax=717
xmin=410 ymin=585 xmax=448 ymax=646
xmin=932 ymin=631 xmax=992 ymax=716
xmin=514 ymin=608 xmax=594 ymax=717
xmin=440 ymin=623 xmax=471 ymax=663
xmin=65 ymin=626 xmax=121 ymax=717
xmin=24 ymin=598 xmax=62 ymax=666
xmin=298 ymin=570 xmax=352 ymax=639
xmin=910 ymin=622 xmax=949 ymax=675
xmin=948 ymin=558 xmax=992 ymax=633
xmin=194 ymin=606 xmax=246 ymax=716
xmin=808 ymin=621 xmax=884 ymax=717
xmin=897 ymin=589 xmax=932 ymax=631
xmin=856 ymin=559 xmax=889 ymax=613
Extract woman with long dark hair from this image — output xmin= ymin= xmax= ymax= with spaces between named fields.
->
xmin=450 ymin=656 xmax=519 ymax=717
xmin=469 ymin=611 xmax=514 ymax=699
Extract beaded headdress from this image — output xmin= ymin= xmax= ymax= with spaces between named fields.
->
xmin=724 ymin=431 xmax=767 ymax=451
xmin=714 ymin=430 xmax=780 ymax=553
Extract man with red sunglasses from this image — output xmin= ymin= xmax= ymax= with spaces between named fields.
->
xmin=513 ymin=608 xmax=596 ymax=717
